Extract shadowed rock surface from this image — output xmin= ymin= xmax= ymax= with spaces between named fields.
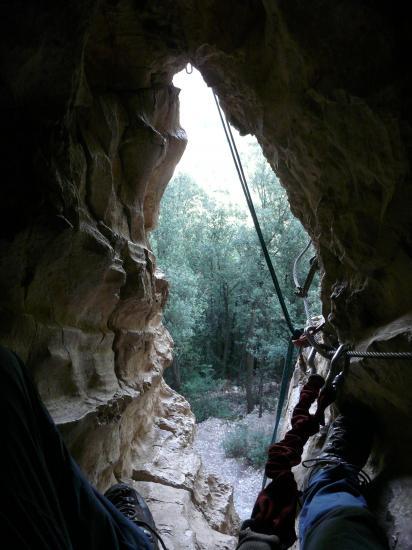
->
xmin=0 ymin=1 xmax=411 ymax=547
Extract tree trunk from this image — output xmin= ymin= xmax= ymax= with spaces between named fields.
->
xmin=222 ymin=283 xmax=231 ymax=377
xmin=244 ymin=305 xmax=257 ymax=414
xmin=245 ymin=351 xmax=255 ymax=414
xmin=258 ymin=363 xmax=264 ymax=418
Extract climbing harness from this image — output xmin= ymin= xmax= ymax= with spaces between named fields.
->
xmin=251 ymin=344 xmax=372 ymax=547
xmin=301 ymin=456 xmax=372 ymax=488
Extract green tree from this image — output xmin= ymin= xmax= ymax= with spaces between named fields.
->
xmin=151 ymin=148 xmax=320 ymax=419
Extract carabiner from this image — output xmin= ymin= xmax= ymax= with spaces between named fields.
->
xmin=325 ymin=343 xmax=349 ymax=390
xmin=307 ymin=347 xmax=317 ymax=375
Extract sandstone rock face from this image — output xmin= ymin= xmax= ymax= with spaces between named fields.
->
xmin=132 ymin=382 xmax=239 ymax=548
xmin=0 ymin=1 xmax=411 ymax=547
xmin=134 ymin=482 xmax=236 ymax=550
xmin=0 ymin=67 xmax=187 ymax=490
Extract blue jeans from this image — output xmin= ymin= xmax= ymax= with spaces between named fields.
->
xmin=299 ymin=464 xmax=388 ymax=550
xmin=0 ymin=346 xmax=152 ymax=549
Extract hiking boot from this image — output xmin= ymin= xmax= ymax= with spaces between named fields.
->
xmin=303 ymin=404 xmax=374 ymax=479
xmin=318 ymin=410 xmax=373 ymax=469
xmin=105 ymin=483 xmax=161 ymax=549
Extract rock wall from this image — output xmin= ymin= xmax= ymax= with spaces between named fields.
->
xmin=0 ymin=1 xmax=411 ymax=548
xmin=0 ymin=64 xmax=186 ymax=485
xmin=132 ymin=383 xmax=239 ymax=549
xmin=0 ymin=3 xmax=239 ymax=545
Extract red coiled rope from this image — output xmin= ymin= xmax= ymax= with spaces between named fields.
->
xmin=250 ymin=374 xmax=332 ymax=548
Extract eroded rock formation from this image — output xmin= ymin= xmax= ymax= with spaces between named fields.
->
xmin=0 ymin=1 xmax=411 ymax=547
xmin=132 ymin=383 xmax=239 ymax=548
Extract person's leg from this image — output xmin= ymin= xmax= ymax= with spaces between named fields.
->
xmin=0 ymin=345 xmax=153 ymax=550
xmin=299 ymin=463 xmax=368 ymax=538
xmin=299 ymin=409 xmax=389 ymax=550
xmin=299 ymin=464 xmax=388 ymax=549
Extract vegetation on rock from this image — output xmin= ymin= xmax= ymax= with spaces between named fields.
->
xmin=222 ymin=425 xmax=271 ymax=469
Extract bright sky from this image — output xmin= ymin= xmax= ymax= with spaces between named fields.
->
xmin=173 ymin=68 xmax=257 ymax=206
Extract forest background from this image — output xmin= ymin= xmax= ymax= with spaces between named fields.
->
xmin=151 ymin=144 xmax=320 ymax=423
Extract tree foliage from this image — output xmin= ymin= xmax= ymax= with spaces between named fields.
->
xmin=151 ymin=146 xmax=320 ymax=417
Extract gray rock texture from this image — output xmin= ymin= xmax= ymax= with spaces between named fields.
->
xmin=132 ymin=383 xmax=239 ymax=548
xmin=0 ymin=1 xmax=411 ymax=547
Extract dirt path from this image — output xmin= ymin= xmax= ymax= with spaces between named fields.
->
xmin=193 ymin=412 xmax=275 ymax=521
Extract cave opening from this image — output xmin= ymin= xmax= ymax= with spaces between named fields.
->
xmin=150 ymin=67 xmax=321 ymax=518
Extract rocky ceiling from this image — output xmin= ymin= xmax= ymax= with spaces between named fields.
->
xmin=0 ymin=0 xmax=411 ymax=546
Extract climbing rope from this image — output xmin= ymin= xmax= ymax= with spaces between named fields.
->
xmin=262 ymin=339 xmax=295 ymax=490
xmin=213 ymin=91 xmax=303 ymax=495
xmin=213 ymin=90 xmax=298 ymax=338
xmin=212 ymin=88 xmax=412 ymax=363
xmin=332 ymin=350 xmax=412 ymax=359
xmin=250 ymin=373 xmax=328 ymax=548
xmin=212 ymin=87 xmax=412 ymax=501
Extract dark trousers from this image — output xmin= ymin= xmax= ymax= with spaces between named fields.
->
xmin=0 ymin=346 xmax=152 ymax=549
xmin=299 ymin=464 xmax=389 ymax=550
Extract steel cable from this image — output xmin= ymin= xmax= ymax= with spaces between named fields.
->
xmin=305 ymin=329 xmax=412 ymax=359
